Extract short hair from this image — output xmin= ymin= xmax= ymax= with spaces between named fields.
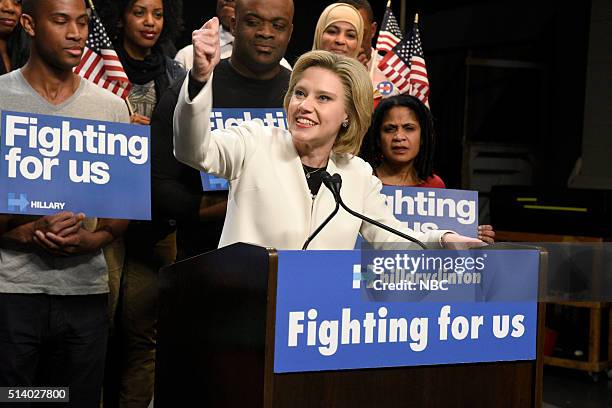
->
xmin=284 ymin=50 xmax=373 ymax=156
xmin=363 ymin=95 xmax=436 ymax=180
xmin=337 ymin=0 xmax=374 ymax=23
xmin=22 ymin=0 xmax=88 ymax=17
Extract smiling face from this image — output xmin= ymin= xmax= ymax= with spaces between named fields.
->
xmin=319 ymin=21 xmax=358 ymax=58
xmin=0 ymin=0 xmax=22 ymax=38
xmin=122 ymin=0 xmax=163 ymax=59
xmin=287 ymin=66 xmax=348 ymax=154
xmin=379 ymin=106 xmax=421 ymax=167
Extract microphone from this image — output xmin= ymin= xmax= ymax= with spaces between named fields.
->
xmin=301 ymin=179 xmax=341 ymax=250
xmin=321 ymin=171 xmax=428 ymax=250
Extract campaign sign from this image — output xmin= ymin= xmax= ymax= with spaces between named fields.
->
xmin=0 ymin=111 xmax=150 ymax=219
xmin=201 ymin=108 xmax=287 ymax=191
xmin=382 ymin=186 xmax=479 ymax=237
xmin=274 ymin=249 xmax=539 ymax=373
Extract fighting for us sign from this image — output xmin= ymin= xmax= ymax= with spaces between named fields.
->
xmin=382 ymin=186 xmax=479 ymax=238
xmin=274 ymin=249 xmax=540 ymax=373
xmin=0 ymin=111 xmax=151 ymax=220
xmin=200 ymin=108 xmax=287 ymax=191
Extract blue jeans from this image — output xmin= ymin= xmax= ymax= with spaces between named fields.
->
xmin=0 ymin=293 xmax=108 ymax=407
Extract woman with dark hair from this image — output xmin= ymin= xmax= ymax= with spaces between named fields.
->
xmin=365 ymin=94 xmax=441 ymax=187
xmin=94 ymin=1 xmax=185 ymax=406
xmin=96 ymin=0 xmax=184 ymax=124
xmin=0 ymin=0 xmax=28 ymax=75
xmin=364 ymin=94 xmax=496 ymax=242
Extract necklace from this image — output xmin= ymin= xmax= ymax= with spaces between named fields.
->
xmin=303 ymin=165 xmax=324 ymax=179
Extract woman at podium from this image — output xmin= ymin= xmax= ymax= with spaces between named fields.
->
xmin=172 ymin=17 xmax=482 ymax=250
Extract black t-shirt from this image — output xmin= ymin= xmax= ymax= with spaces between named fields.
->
xmin=151 ymin=59 xmax=291 ymax=259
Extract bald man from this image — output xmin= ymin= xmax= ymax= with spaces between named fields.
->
xmin=175 ymin=0 xmax=292 ymax=70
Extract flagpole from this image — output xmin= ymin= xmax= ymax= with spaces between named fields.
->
xmin=125 ymin=99 xmax=135 ymax=116
xmin=84 ymin=0 xmax=134 ymax=113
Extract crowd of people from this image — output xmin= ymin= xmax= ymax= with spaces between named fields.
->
xmin=0 ymin=0 xmax=494 ymax=407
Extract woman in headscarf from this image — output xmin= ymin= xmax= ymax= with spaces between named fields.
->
xmin=312 ymin=2 xmax=363 ymax=60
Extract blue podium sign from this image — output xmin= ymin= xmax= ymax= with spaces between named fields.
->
xmin=381 ymin=186 xmax=479 ymax=237
xmin=201 ymin=108 xmax=287 ymax=191
xmin=274 ymin=249 xmax=539 ymax=373
xmin=0 ymin=110 xmax=150 ymax=219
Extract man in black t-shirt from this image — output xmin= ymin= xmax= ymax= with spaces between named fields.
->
xmin=151 ymin=0 xmax=294 ymax=259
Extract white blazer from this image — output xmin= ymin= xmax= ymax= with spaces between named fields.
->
xmin=173 ymin=75 xmax=449 ymax=250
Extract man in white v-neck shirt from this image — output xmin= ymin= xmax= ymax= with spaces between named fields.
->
xmin=0 ymin=0 xmax=129 ymax=405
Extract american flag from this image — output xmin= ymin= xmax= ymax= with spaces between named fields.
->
xmin=375 ymin=4 xmax=402 ymax=54
xmin=74 ymin=9 xmax=131 ymax=99
xmin=377 ymin=21 xmax=430 ymax=107
xmin=406 ymin=23 xmax=430 ymax=107
xmin=377 ymin=34 xmax=412 ymax=94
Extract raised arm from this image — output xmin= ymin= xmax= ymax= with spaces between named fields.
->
xmin=173 ymin=17 xmax=260 ymax=181
xmin=173 ymin=16 xmax=221 ymax=169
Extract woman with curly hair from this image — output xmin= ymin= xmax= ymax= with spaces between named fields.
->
xmin=0 ymin=0 xmax=28 ymax=75
xmin=363 ymin=95 xmax=496 ymax=243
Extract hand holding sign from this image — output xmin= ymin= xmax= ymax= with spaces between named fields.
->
xmin=31 ymin=212 xmax=85 ymax=255
xmin=34 ymin=217 xmax=126 ymax=256
xmin=441 ymin=232 xmax=486 ymax=250
xmin=33 ymin=211 xmax=85 ymax=238
xmin=191 ymin=17 xmax=221 ymax=83
xmin=130 ymin=113 xmax=151 ymax=126
xmin=34 ymin=226 xmax=93 ymax=256
xmin=478 ymin=224 xmax=496 ymax=244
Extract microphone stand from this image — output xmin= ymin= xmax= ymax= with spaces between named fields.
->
xmin=321 ymin=172 xmax=428 ymax=250
xmin=302 ymin=200 xmax=340 ymax=250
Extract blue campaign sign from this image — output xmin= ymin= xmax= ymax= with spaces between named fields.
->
xmin=354 ymin=187 xmax=479 ymax=248
xmin=201 ymin=108 xmax=287 ymax=191
xmin=274 ymin=249 xmax=539 ymax=373
xmin=0 ymin=110 xmax=150 ymax=220
xmin=382 ymin=186 xmax=479 ymax=238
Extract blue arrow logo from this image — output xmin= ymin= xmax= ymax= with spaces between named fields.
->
xmin=7 ymin=193 xmax=29 ymax=212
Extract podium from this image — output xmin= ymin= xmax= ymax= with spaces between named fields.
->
xmin=155 ymin=243 xmax=544 ymax=407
